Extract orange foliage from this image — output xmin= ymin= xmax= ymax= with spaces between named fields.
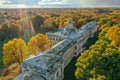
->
xmin=28 ymin=34 xmax=51 ymax=54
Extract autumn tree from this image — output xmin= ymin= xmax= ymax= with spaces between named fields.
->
xmin=3 ymin=38 xmax=28 ymax=65
xmin=75 ymin=39 xmax=120 ymax=80
xmin=77 ymin=18 xmax=86 ymax=28
xmin=75 ymin=23 xmax=120 ymax=80
xmin=59 ymin=15 xmax=72 ymax=28
xmin=98 ymin=27 xmax=109 ymax=40
xmin=106 ymin=26 xmax=120 ymax=46
xmin=28 ymin=34 xmax=51 ymax=54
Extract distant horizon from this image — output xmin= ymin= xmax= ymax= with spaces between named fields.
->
xmin=0 ymin=0 xmax=120 ymax=8
xmin=0 ymin=7 xmax=120 ymax=9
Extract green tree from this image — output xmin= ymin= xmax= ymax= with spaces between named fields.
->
xmin=31 ymin=15 xmax=44 ymax=33
xmin=0 ymin=22 xmax=19 ymax=41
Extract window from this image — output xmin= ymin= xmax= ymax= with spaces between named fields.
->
xmin=74 ymin=53 xmax=77 ymax=55
xmin=57 ymin=71 xmax=59 ymax=78
xmin=75 ymin=46 xmax=77 ymax=50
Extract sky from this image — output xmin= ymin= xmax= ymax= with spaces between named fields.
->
xmin=0 ymin=0 xmax=120 ymax=8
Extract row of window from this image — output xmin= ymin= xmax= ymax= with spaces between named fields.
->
xmin=51 ymin=41 xmax=58 ymax=46
xmin=48 ymin=36 xmax=63 ymax=41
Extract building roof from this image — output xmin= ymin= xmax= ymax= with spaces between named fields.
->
xmin=80 ymin=21 xmax=97 ymax=30
xmin=47 ymin=21 xmax=97 ymax=40
xmin=21 ymin=39 xmax=73 ymax=78
xmin=50 ymin=39 xmax=74 ymax=54
xmin=14 ymin=71 xmax=29 ymax=80
xmin=14 ymin=71 xmax=46 ymax=80
xmin=47 ymin=27 xmax=85 ymax=40
xmin=22 ymin=53 xmax=60 ymax=74
xmin=67 ymin=20 xmax=72 ymax=24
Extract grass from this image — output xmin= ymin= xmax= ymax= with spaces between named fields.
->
xmin=64 ymin=31 xmax=99 ymax=80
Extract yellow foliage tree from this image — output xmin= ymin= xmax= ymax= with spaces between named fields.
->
xmin=106 ymin=26 xmax=120 ymax=46
xmin=28 ymin=34 xmax=51 ymax=54
xmin=59 ymin=18 xmax=73 ymax=28
xmin=77 ymin=18 xmax=86 ymax=27
xmin=3 ymin=38 xmax=28 ymax=65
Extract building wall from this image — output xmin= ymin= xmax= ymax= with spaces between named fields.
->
xmin=90 ymin=25 xmax=98 ymax=38
xmin=49 ymin=64 xmax=64 ymax=80
xmin=63 ymin=45 xmax=74 ymax=67
xmin=53 ymin=62 xmax=64 ymax=80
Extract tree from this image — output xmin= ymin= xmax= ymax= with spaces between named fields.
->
xmin=28 ymin=34 xmax=51 ymax=54
xmin=75 ymin=19 xmax=120 ymax=79
xmin=3 ymin=38 xmax=28 ymax=65
xmin=98 ymin=18 xmax=109 ymax=26
xmin=0 ymin=22 xmax=19 ymax=41
xmin=98 ymin=27 xmax=109 ymax=40
xmin=106 ymin=26 xmax=120 ymax=46
xmin=77 ymin=18 xmax=86 ymax=28
xmin=75 ymin=39 xmax=120 ymax=80
xmin=31 ymin=15 xmax=44 ymax=33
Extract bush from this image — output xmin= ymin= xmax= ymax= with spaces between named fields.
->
xmin=1 ymin=63 xmax=19 ymax=77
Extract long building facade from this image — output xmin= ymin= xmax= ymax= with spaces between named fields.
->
xmin=14 ymin=20 xmax=98 ymax=80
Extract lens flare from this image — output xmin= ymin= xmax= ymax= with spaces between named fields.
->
xmin=19 ymin=0 xmax=35 ymax=41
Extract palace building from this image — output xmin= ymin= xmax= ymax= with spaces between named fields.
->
xmin=46 ymin=20 xmax=97 ymax=56
xmin=14 ymin=20 xmax=98 ymax=80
